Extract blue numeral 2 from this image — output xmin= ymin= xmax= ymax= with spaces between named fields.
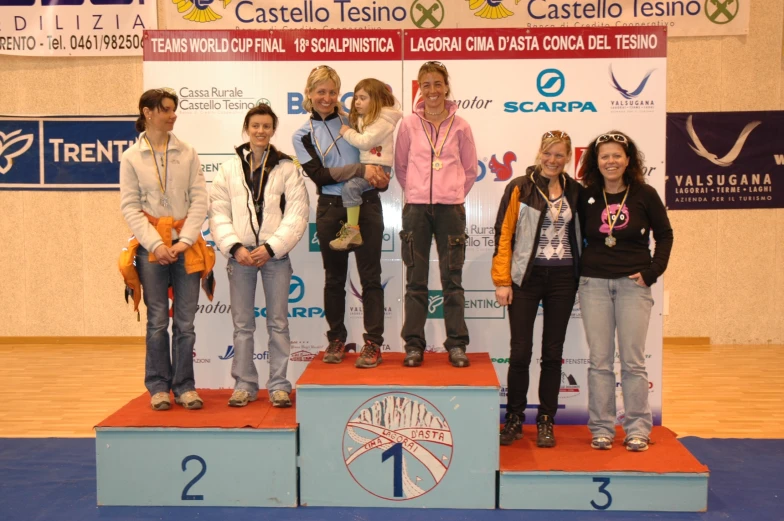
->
xmin=181 ymin=455 xmax=207 ymax=500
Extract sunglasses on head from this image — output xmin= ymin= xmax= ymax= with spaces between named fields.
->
xmin=154 ymin=87 xmax=176 ymax=96
xmin=311 ymin=65 xmax=335 ymax=73
xmin=594 ymin=133 xmax=628 ymax=147
xmin=421 ymin=60 xmax=447 ymax=70
xmin=543 ymin=130 xmax=569 ymax=140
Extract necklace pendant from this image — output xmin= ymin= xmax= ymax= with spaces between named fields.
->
xmin=605 ymin=235 xmax=617 ymax=248
xmin=254 ymin=202 xmax=261 ymax=214
xmin=161 ymin=195 xmax=170 ymax=208
xmin=432 ymin=159 xmax=443 ymax=170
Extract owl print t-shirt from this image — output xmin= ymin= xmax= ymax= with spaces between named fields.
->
xmin=579 ymin=183 xmax=673 ymax=287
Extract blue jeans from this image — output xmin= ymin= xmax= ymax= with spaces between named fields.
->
xmin=341 ymin=166 xmax=391 ymax=207
xmin=226 ymin=254 xmax=293 ymax=397
xmin=136 ymin=246 xmax=200 ymax=398
xmin=579 ymin=276 xmax=654 ymax=441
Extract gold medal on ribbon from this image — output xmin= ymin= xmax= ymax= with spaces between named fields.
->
xmin=420 ymin=115 xmax=455 ymax=172
xmin=602 ymin=187 xmax=630 ymax=248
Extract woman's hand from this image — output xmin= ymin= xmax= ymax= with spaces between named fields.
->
xmin=495 ymin=286 xmax=513 ymax=306
xmin=365 ymin=165 xmax=390 ymax=189
xmin=628 ymin=273 xmax=648 ymax=287
xmin=153 ymin=244 xmax=177 ymax=265
xmin=169 ymin=241 xmax=189 ymax=256
xmin=249 ymin=246 xmax=271 ymax=268
xmin=339 ymin=124 xmax=351 ymax=136
xmin=234 ymin=246 xmax=255 ymax=267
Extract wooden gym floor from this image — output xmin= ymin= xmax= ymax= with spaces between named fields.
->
xmin=0 ymin=342 xmax=781 ymax=438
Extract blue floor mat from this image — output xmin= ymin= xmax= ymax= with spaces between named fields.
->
xmin=0 ymin=437 xmax=781 ymax=521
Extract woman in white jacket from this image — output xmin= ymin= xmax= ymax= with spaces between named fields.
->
xmin=209 ymin=104 xmax=309 ymax=408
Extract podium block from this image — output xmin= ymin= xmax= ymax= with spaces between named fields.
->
xmin=499 ymin=426 xmax=709 ymax=511
xmin=95 ymin=390 xmax=298 ymax=507
xmin=296 ymin=352 xmax=500 ymax=508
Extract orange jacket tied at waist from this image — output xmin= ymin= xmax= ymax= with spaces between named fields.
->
xmin=119 ymin=212 xmax=216 ymax=314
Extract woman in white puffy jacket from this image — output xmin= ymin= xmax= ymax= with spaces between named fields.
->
xmin=209 ymin=104 xmax=309 ymax=409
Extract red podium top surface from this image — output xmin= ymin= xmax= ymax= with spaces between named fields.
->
xmin=297 ymin=352 xmax=500 ymax=388
xmin=96 ymin=389 xmax=297 ymax=430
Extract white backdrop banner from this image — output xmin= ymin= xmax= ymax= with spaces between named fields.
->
xmin=0 ymin=0 xmax=157 ymax=57
xmin=143 ymin=26 xmax=666 ymax=425
xmin=159 ymin=0 xmax=748 ymax=37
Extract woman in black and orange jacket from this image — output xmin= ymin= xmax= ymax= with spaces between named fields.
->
xmin=491 ymin=131 xmax=583 ymax=448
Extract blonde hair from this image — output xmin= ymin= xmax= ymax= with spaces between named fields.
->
xmin=303 ymin=66 xmax=342 ymax=113
xmin=417 ymin=61 xmax=452 ymax=99
xmin=348 ymin=78 xmax=397 ymax=131
xmin=535 ymin=131 xmax=572 ymax=170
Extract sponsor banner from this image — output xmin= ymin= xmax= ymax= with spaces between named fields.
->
xmin=0 ymin=117 xmax=136 ymax=190
xmin=160 ymin=0 xmax=748 ymax=38
xmin=666 ymin=111 xmax=784 ymax=210
xmin=146 ymin=27 xmax=665 ymax=424
xmin=0 ymin=1 xmax=157 ymax=57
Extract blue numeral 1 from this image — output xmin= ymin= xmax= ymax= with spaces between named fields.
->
xmin=381 ymin=443 xmax=403 ymax=498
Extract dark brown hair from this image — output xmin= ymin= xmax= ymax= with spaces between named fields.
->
xmin=135 ymin=88 xmax=178 ymax=132
xmin=578 ymin=130 xmax=646 ymax=189
xmin=242 ymin=103 xmax=279 ymax=134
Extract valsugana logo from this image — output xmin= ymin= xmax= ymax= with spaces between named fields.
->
xmin=686 ymin=114 xmax=760 ymax=167
xmin=349 ymin=277 xmax=392 ymax=303
xmin=467 ymin=0 xmax=515 ymax=19
xmin=410 ymin=0 xmax=445 ymax=29
xmin=704 ymin=0 xmax=739 ymax=25
xmin=343 ymin=392 xmax=453 ymax=501
xmin=176 ymin=0 xmax=232 ymax=24
xmin=609 ymin=65 xmax=655 ymax=100
xmin=0 ymin=130 xmax=34 ymax=175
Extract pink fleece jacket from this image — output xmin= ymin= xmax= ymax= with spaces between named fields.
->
xmin=394 ymin=100 xmax=478 ymax=204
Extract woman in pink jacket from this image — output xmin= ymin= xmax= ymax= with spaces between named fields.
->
xmin=395 ymin=61 xmax=478 ymax=368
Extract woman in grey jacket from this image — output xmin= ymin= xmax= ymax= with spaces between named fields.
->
xmin=491 ymin=131 xmax=583 ymax=448
xmin=120 ymin=88 xmax=208 ymax=411
xmin=209 ymin=104 xmax=309 ymax=408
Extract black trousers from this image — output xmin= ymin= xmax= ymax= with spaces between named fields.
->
xmin=506 ymin=265 xmax=577 ymax=421
xmin=315 ymin=192 xmax=384 ymax=346
xmin=399 ymin=203 xmax=469 ymax=351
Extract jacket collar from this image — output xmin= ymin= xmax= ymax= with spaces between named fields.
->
xmin=414 ymin=99 xmax=458 ymax=120
xmin=310 ymin=106 xmax=342 ymax=122
xmin=138 ymin=131 xmax=181 ymax=152
xmin=234 ymin=142 xmax=288 ymax=169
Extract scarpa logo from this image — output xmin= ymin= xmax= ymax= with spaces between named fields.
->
xmin=686 ymin=114 xmax=760 ymax=167
xmin=288 ymin=275 xmax=305 ymax=303
xmin=536 ymin=69 xmax=564 ymax=97
xmin=609 ymin=65 xmax=655 ymax=100
xmin=705 ymin=0 xmax=739 ymax=25
xmin=254 ymin=274 xmax=324 ymax=319
xmin=467 ymin=0 xmax=514 ymax=19
xmin=175 ymin=0 xmax=232 ymax=24
xmin=0 ymin=130 xmax=34 ymax=175
xmin=504 ymin=69 xmax=596 ymax=113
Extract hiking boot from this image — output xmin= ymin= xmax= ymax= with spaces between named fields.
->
xmin=150 ymin=392 xmax=171 ymax=411
xmin=448 ymin=347 xmax=470 ymax=368
xmin=323 ymin=339 xmax=346 ymax=364
xmin=355 ymin=341 xmax=383 ymax=368
xmin=591 ymin=436 xmax=613 ymax=450
xmin=228 ymin=389 xmax=256 ymax=407
xmin=536 ymin=414 xmax=556 ymax=448
xmin=500 ymin=414 xmax=523 ymax=446
xmin=625 ymin=436 xmax=649 ymax=452
xmin=175 ymin=390 xmax=203 ymax=410
xmin=403 ymin=348 xmax=423 ymax=367
xmin=270 ymin=390 xmax=292 ymax=408
xmin=329 ymin=222 xmax=363 ymax=251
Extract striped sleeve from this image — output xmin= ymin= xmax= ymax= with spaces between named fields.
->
xmin=491 ymin=183 xmax=521 ymax=287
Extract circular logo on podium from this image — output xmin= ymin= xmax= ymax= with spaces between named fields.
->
xmin=343 ymin=392 xmax=453 ymax=501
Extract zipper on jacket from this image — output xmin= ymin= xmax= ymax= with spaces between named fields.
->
xmin=241 ymin=158 xmax=261 ymax=248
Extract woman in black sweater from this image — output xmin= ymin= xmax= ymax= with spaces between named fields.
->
xmin=578 ymin=131 xmax=673 ymax=453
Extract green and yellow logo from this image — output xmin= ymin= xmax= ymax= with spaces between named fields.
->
xmin=410 ymin=0 xmax=445 ymax=28
xmin=704 ymin=0 xmax=739 ymax=25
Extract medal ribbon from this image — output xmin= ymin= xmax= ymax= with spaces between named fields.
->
xmin=602 ymin=187 xmax=630 ymax=238
xmin=143 ymin=134 xmax=169 ymax=196
xmin=310 ymin=116 xmax=344 ymax=161
xmin=532 ymin=171 xmax=566 ymax=224
xmin=420 ymin=115 xmax=456 ymax=162
xmin=250 ymin=145 xmax=271 ymax=204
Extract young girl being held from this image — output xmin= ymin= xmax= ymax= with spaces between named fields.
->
xmin=332 ymin=78 xmax=402 ymax=251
